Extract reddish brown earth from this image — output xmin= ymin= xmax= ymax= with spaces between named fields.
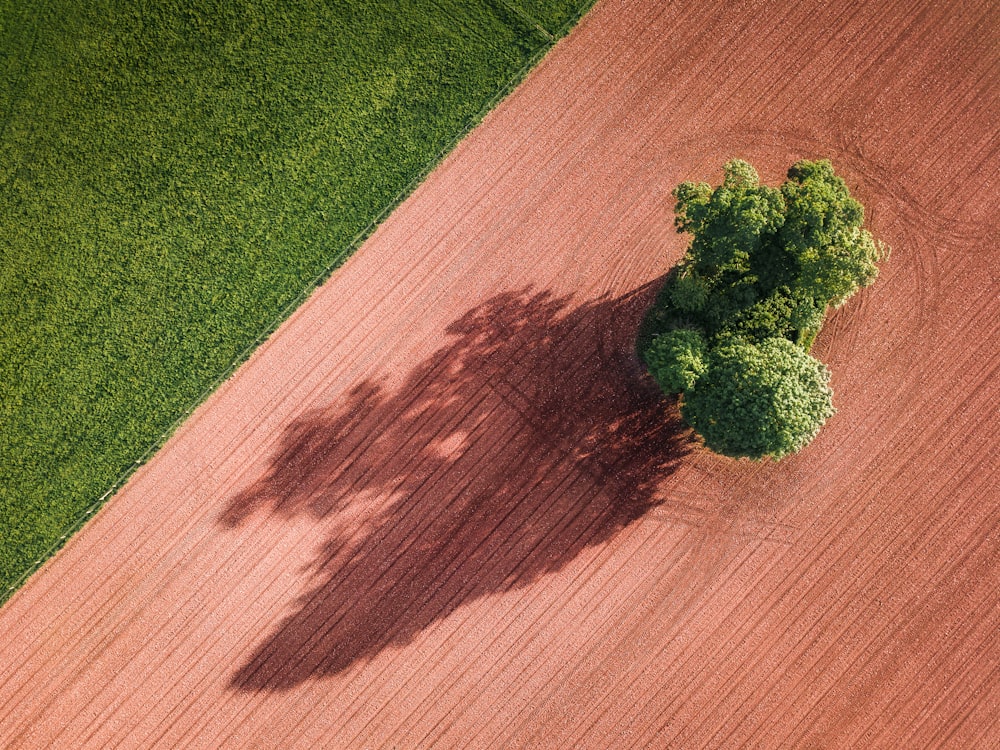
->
xmin=2 ymin=0 xmax=998 ymax=747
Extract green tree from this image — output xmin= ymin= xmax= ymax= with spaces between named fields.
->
xmin=780 ymin=159 xmax=883 ymax=307
xmin=641 ymin=158 xmax=885 ymax=460
xmin=644 ymin=329 xmax=707 ymax=394
xmin=680 ymin=337 xmax=835 ymax=460
xmin=668 ymin=269 xmax=709 ymax=313
xmin=673 ymin=159 xmax=785 ymax=279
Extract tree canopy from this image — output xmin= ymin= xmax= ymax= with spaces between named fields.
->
xmin=640 ymin=159 xmax=886 ymax=460
xmin=680 ymin=337 xmax=834 ymax=460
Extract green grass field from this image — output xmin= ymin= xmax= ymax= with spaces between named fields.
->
xmin=0 ymin=0 xmax=591 ymax=598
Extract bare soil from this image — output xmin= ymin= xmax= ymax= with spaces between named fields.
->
xmin=1 ymin=0 xmax=997 ymax=747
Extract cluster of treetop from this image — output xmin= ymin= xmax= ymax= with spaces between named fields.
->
xmin=641 ymin=159 xmax=887 ymax=460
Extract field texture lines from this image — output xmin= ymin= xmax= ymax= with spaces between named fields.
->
xmin=1 ymin=0 xmax=998 ymax=747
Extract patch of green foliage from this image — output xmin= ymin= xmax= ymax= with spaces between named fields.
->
xmin=506 ymin=0 xmax=597 ymax=36
xmin=640 ymin=159 xmax=887 ymax=460
xmin=0 ymin=0 xmax=591 ymax=597
xmin=681 ymin=337 xmax=835 ymax=461
xmin=645 ymin=329 xmax=706 ymax=394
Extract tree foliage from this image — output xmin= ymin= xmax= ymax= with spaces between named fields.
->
xmin=780 ymin=159 xmax=883 ymax=307
xmin=640 ymin=158 xmax=886 ymax=460
xmin=680 ymin=338 xmax=834 ymax=460
xmin=644 ymin=329 xmax=706 ymax=394
xmin=674 ymin=160 xmax=785 ymax=279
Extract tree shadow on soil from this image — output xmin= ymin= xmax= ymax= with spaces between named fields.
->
xmin=220 ymin=282 xmax=696 ymax=691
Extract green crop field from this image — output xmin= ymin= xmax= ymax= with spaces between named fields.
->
xmin=0 ymin=0 xmax=591 ymax=599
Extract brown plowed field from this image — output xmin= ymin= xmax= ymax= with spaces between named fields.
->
xmin=2 ymin=0 xmax=998 ymax=747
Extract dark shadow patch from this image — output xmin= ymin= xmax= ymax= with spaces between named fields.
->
xmin=221 ymin=282 xmax=694 ymax=690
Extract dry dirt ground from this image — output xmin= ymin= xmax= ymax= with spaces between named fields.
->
xmin=1 ymin=0 xmax=998 ymax=747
